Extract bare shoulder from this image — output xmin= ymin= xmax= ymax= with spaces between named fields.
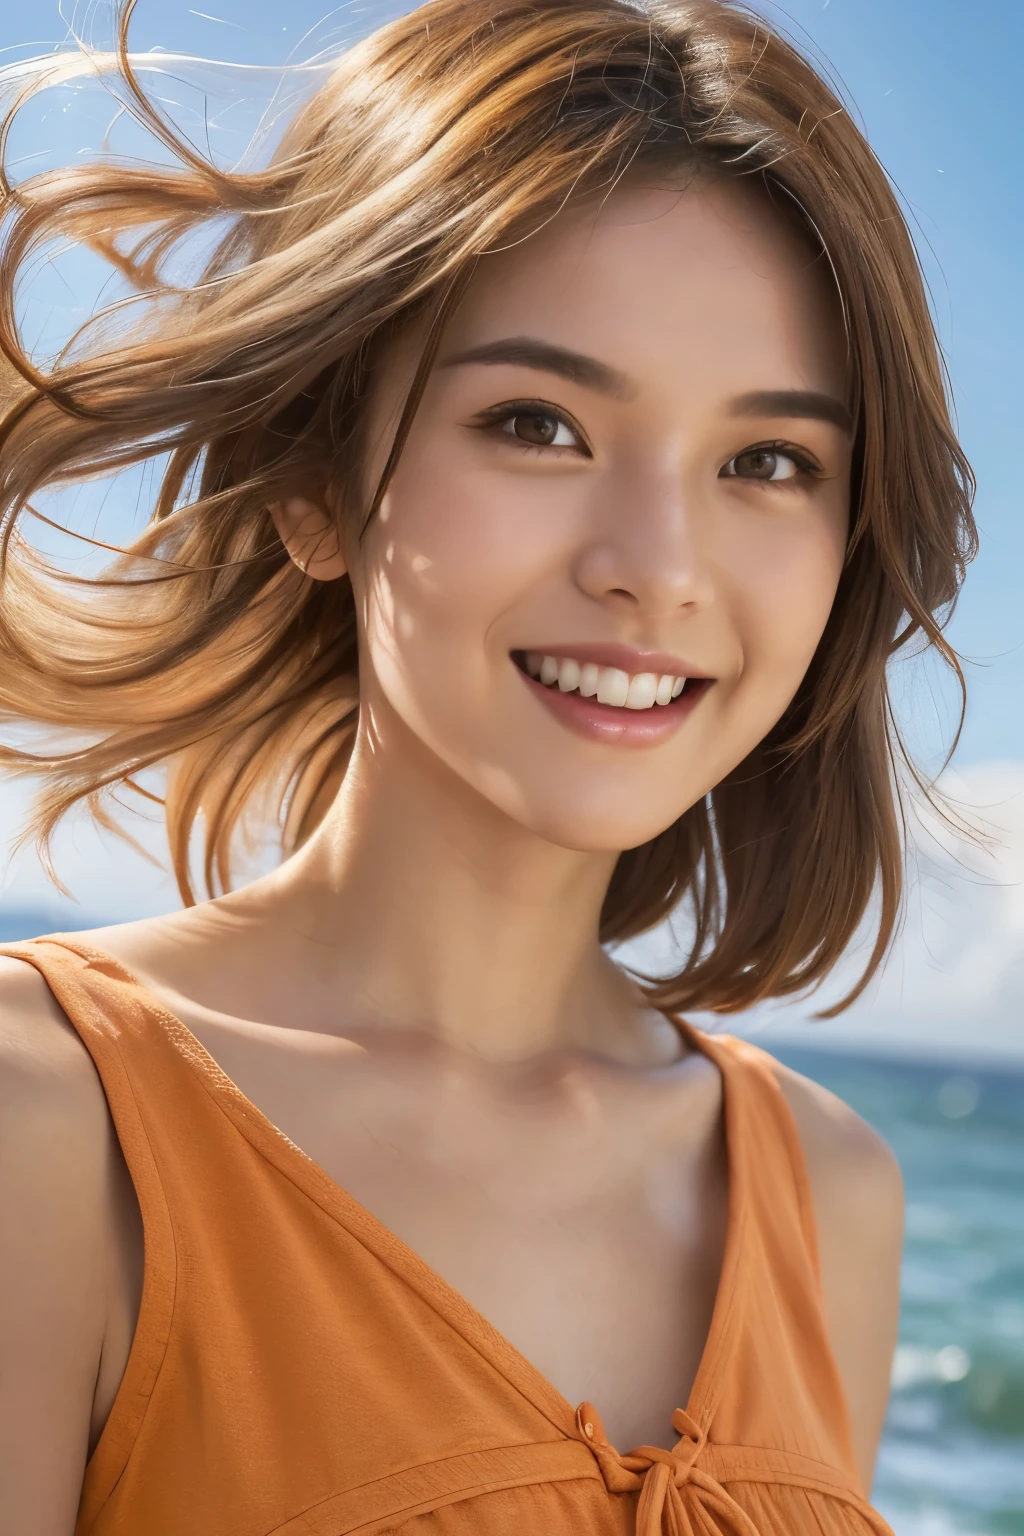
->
xmin=0 ymin=950 xmax=109 ymax=1119
xmin=0 ymin=954 xmax=122 ymax=1533
xmin=771 ymin=1057 xmax=904 ymax=1217
xmin=769 ymin=1056 xmax=904 ymax=1494
xmin=0 ymin=950 xmax=120 ymax=1188
xmin=0 ymin=952 xmax=118 ymax=1302
xmin=0 ymin=946 xmax=117 ymax=1272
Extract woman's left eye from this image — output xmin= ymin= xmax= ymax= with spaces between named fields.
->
xmin=721 ymin=444 xmax=819 ymax=482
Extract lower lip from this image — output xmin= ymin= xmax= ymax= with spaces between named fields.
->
xmin=517 ymin=668 xmax=711 ymax=746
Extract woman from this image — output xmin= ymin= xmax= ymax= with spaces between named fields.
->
xmin=0 ymin=0 xmax=974 ymax=1532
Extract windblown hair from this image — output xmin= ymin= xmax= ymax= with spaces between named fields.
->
xmin=0 ymin=0 xmax=975 ymax=1013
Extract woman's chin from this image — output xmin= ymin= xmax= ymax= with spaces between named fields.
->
xmin=477 ymin=787 xmax=688 ymax=857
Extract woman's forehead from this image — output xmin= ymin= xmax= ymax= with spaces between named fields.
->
xmin=438 ymin=179 xmax=847 ymax=404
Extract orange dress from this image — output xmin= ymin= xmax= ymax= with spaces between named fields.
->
xmin=5 ymin=936 xmax=895 ymax=1536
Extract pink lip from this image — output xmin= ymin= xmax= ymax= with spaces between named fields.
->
xmin=519 ymin=641 xmax=706 ymax=679
xmin=516 ymin=665 xmax=712 ymax=747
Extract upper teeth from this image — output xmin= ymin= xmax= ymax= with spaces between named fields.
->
xmin=525 ymin=653 xmax=686 ymax=709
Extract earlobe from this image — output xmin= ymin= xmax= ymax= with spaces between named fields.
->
xmin=269 ymin=494 xmax=348 ymax=581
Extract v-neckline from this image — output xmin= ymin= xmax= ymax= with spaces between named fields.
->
xmin=60 ymin=937 xmax=749 ymax=1452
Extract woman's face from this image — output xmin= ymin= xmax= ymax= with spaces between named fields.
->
xmin=346 ymin=175 xmax=852 ymax=851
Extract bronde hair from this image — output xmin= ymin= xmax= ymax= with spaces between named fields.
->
xmin=0 ymin=0 xmax=975 ymax=1013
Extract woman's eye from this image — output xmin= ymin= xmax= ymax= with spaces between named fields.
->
xmin=474 ymin=402 xmax=586 ymax=453
xmin=502 ymin=409 xmax=578 ymax=449
xmin=721 ymin=444 xmax=818 ymax=482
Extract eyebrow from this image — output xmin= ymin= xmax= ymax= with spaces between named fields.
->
xmin=439 ymin=335 xmax=853 ymax=433
xmin=729 ymin=389 xmax=853 ymax=435
xmin=438 ymin=336 xmax=637 ymax=400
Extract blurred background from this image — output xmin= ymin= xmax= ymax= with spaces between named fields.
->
xmin=1 ymin=1 xmax=1021 ymax=1531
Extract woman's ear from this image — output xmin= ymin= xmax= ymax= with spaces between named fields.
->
xmin=269 ymin=494 xmax=348 ymax=581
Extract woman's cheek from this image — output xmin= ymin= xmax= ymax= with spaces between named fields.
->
xmin=353 ymin=496 xmax=517 ymax=724
xmin=726 ymin=520 xmax=845 ymax=714
xmin=371 ymin=462 xmax=575 ymax=659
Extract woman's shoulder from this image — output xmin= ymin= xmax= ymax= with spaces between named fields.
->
xmin=1 ymin=911 xmax=205 ymax=1007
xmin=770 ymin=1053 xmax=904 ymax=1203
xmin=0 ymin=948 xmax=127 ymax=1281
xmin=0 ymin=937 xmax=151 ymax=1289
xmin=0 ymin=949 xmax=131 ymax=1529
xmin=0 ymin=947 xmax=107 ymax=1127
xmin=707 ymin=1030 xmax=903 ymax=1206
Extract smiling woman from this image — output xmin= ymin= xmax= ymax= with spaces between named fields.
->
xmin=0 ymin=1 xmax=973 ymax=1534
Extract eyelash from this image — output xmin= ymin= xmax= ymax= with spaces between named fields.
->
xmin=472 ymin=400 xmax=591 ymax=456
xmin=471 ymin=401 xmax=824 ymax=482
xmin=720 ymin=440 xmax=824 ymax=482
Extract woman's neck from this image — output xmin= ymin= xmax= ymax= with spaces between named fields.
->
xmin=198 ymin=718 xmax=664 ymax=1066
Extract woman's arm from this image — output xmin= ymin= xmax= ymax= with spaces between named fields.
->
xmin=773 ymin=1062 xmax=904 ymax=1495
xmin=0 ymin=959 xmax=118 ymax=1535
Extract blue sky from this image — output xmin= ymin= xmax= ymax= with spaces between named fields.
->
xmin=769 ymin=0 xmax=1024 ymax=767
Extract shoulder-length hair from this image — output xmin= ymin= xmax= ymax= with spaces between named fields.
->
xmin=0 ymin=0 xmax=975 ymax=1014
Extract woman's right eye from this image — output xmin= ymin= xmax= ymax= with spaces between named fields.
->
xmin=473 ymin=402 xmax=588 ymax=454
xmin=502 ymin=409 xmax=576 ymax=448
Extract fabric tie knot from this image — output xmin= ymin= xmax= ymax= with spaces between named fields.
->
xmin=576 ymin=1403 xmax=762 ymax=1536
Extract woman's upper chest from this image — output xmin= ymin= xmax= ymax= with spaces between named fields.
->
xmin=172 ymin=1008 xmax=730 ymax=1449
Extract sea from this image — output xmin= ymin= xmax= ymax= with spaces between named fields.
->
xmin=775 ymin=1045 xmax=1024 ymax=1536
xmin=2 ymin=908 xmax=1022 ymax=1534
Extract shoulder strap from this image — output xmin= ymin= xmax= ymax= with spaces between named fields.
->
xmin=0 ymin=932 xmax=280 ymax=1195
xmin=697 ymin=1031 xmax=861 ymax=1484
xmin=715 ymin=1034 xmax=823 ymax=1278
xmin=0 ymin=933 xmax=212 ymax=1117
xmin=1 ymin=930 xmax=190 ymax=1100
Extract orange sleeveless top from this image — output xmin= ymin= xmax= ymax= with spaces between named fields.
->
xmin=6 ymin=936 xmax=895 ymax=1536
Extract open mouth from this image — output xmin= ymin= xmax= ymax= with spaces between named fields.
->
xmin=512 ymin=651 xmax=709 ymax=712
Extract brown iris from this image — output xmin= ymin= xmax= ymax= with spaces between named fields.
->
xmin=508 ymin=411 xmax=560 ymax=446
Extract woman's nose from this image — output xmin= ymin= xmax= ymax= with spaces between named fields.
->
xmin=571 ymin=473 xmax=716 ymax=616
